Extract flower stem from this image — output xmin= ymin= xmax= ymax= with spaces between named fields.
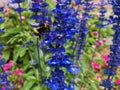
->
xmin=36 ymin=37 xmax=43 ymax=80
xmin=18 ymin=3 xmax=24 ymax=32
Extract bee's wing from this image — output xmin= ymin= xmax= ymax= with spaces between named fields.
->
xmin=30 ymin=23 xmax=40 ymax=28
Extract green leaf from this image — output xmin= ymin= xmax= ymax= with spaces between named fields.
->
xmin=3 ymin=48 xmax=10 ymax=60
xmin=21 ymin=80 xmax=34 ymax=90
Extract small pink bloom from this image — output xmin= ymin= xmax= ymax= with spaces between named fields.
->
xmin=0 ymin=55 xmax=2 ymax=59
xmin=97 ymin=41 xmax=102 ymax=46
xmin=94 ymin=13 xmax=100 ymax=17
xmin=102 ymin=63 xmax=108 ymax=68
xmin=115 ymin=79 xmax=120 ymax=85
xmin=81 ymin=5 xmax=86 ymax=9
xmin=52 ymin=0 xmax=56 ymax=2
xmin=93 ymin=31 xmax=98 ymax=36
xmin=102 ymin=38 xmax=106 ymax=43
xmin=21 ymin=16 xmax=26 ymax=21
xmin=79 ymin=15 xmax=83 ymax=20
xmin=103 ymin=55 xmax=109 ymax=62
xmin=96 ymin=39 xmax=99 ymax=42
xmin=95 ymin=75 xmax=100 ymax=79
xmin=2 ymin=86 xmax=5 ymax=90
xmin=93 ymin=63 xmax=100 ymax=70
xmin=92 ymin=60 xmax=100 ymax=70
xmin=8 ymin=61 xmax=14 ymax=67
xmin=3 ymin=64 xmax=9 ymax=71
xmin=92 ymin=60 xmax=96 ymax=64
xmin=45 ymin=20 xmax=49 ymax=24
xmin=19 ymin=77 xmax=24 ymax=84
xmin=92 ymin=45 xmax=96 ymax=49
xmin=73 ymin=2 xmax=78 ymax=6
xmin=14 ymin=69 xmax=23 ymax=76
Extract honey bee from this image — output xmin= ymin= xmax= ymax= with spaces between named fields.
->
xmin=33 ymin=23 xmax=50 ymax=36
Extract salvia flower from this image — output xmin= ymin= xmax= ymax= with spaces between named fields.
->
xmin=96 ymin=0 xmax=109 ymax=28
xmin=101 ymin=0 xmax=120 ymax=89
xmin=74 ymin=0 xmax=94 ymax=62
xmin=42 ymin=0 xmax=80 ymax=89
xmin=12 ymin=0 xmax=25 ymax=3
xmin=11 ymin=0 xmax=26 ymax=12
xmin=30 ymin=0 xmax=51 ymax=24
xmin=30 ymin=0 xmax=52 ymax=81
xmin=0 ymin=16 xmax=5 ymax=23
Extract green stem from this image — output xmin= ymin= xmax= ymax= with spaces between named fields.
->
xmin=36 ymin=37 xmax=43 ymax=80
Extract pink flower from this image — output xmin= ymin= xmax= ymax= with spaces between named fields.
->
xmin=3 ymin=61 xmax=14 ymax=71
xmin=0 ymin=55 xmax=2 ymax=59
xmin=92 ymin=45 xmax=96 ymax=49
xmin=94 ymin=13 xmax=100 ymax=17
xmin=103 ymin=55 xmax=109 ymax=62
xmin=81 ymin=5 xmax=86 ymax=9
xmin=3 ymin=64 xmax=9 ymax=71
xmin=21 ymin=16 xmax=26 ymax=21
xmin=8 ymin=61 xmax=14 ymax=67
xmin=93 ymin=63 xmax=100 ymax=70
xmin=45 ymin=21 xmax=49 ymax=25
xmin=52 ymin=0 xmax=56 ymax=2
xmin=14 ymin=69 xmax=23 ymax=76
xmin=102 ymin=63 xmax=108 ymax=68
xmin=92 ymin=60 xmax=96 ymax=64
xmin=95 ymin=75 xmax=100 ymax=79
xmin=102 ymin=38 xmax=106 ymax=43
xmin=73 ymin=2 xmax=78 ymax=7
xmin=19 ymin=77 xmax=24 ymax=84
xmin=2 ymin=86 xmax=5 ymax=90
xmin=93 ymin=31 xmax=98 ymax=36
xmin=97 ymin=41 xmax=102 ymax=46
xmin=115 ymin=79 xmax=120 ymax=85
xmin=79 ymin=15 xmax=83 ymax=20
xmin=92 ymin=60 xmax=100 ymax=70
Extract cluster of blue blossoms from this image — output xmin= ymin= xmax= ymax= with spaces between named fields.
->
xmin=29 ymin=0 xmax=52 ymax=80
xmin=41 ymin=0 xmax=81 ymax=89
xmin=96 ymin=0 xmax=108 ymax=29
xmin=30 ymin=0 xmax=51 ymax=24
xmin=74 ymin=0 xmax=94 ymax=62
xmin=12 ymin=0 xmax=26 ymax=13
xmin=0 ymin=8 xmax=13 ymax=90
xmin=101 ymin=0 xmax=120 ymax=90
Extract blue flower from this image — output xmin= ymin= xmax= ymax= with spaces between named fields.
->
xmin=30 ymin=3 xmax=41 ymax=12
xmin=42 ymin=0 xmax=79 ymax=89
xmin=12 ymin=0 xmax=25 ymax=3
xmin=30 ymin=1 xmax=51 ymax=24
xmin=0 ymin=58 xmax=6 ymax=67
xmin=101 ymin=0 xmax=120 ymax=89
xmin=0 ymin=28 xmax=5 ymax=33
xmin=0 ymin=8 xmax=3 ymax=12
xmin=100 ymin=79 xmax=114 ymax=89
xmin=67 ymin=65 xmax=80 ymax=74
xmin=74 ymin=0 xmax=81 ymax=5
xmin=15 ymin=7 xmax=26 ymax=13
xmin=0 ymin=17 xmax=5 ymax=23
xmin=104 ymin=68 xmax=116 ymax=76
